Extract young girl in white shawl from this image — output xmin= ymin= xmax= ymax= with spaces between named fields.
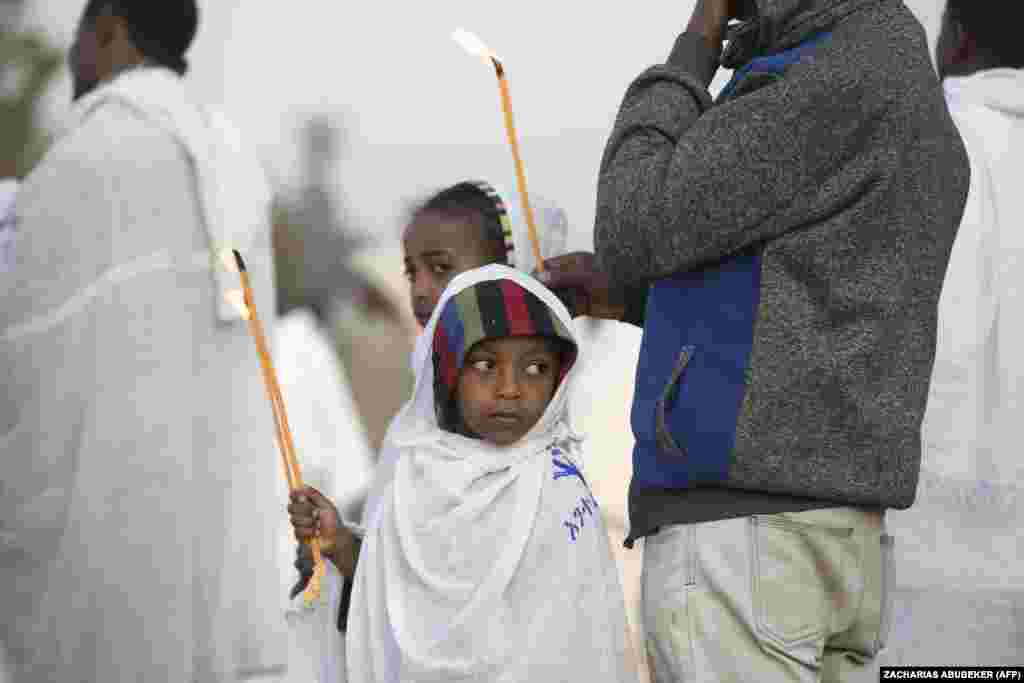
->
xmin=294 ymin=265 xmax=636 ymax=682
xmin=287 ymin=180 xmax=571 ymax=597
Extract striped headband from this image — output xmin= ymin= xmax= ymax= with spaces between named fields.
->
xmin=432 ymin=278 xmax=577 ymax=421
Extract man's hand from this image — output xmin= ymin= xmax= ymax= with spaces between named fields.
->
xmin=288 ymin=486 xmax=358 ymax=577
xmin=687 ymin=0 xmax=748 ymax=53
xmin=536 ymin=252 xmax=626 ymax=321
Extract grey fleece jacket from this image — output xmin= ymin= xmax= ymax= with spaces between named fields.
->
xmin=595 ymin=0 xmax=970 ymax=537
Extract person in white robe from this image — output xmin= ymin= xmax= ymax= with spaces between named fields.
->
xmin=0 ymin=1 xmax=288 ymax=679
xmin=882 ymin=1 xmax=1024 ymax=665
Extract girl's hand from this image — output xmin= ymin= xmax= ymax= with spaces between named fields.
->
xmin=288 ymin=486 xmax=359 ymax=577
xmin=289 ymin=485 xmax=340 ymax=546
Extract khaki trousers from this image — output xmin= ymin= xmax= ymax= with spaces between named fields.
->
xmin=642 ymin=508 xmax=895 ymax=683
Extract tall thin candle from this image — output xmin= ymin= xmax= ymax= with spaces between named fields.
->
xmin=452 ymin=28 xmax=545 ymax=273
xmin=224 ymin=249 xmax=326 ymax=606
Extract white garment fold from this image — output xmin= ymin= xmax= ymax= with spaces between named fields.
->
xmin=922 ymin=70 xmax=1024 ymax=499
xmin=0 ymin=180 xmax=16 ymax=275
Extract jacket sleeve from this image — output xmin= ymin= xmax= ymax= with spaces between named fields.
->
xmin=595 ymin=32 xmax=884 ymax=286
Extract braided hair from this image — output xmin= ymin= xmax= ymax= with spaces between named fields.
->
xmin=415 ymin=181 xmax=513 ymax=266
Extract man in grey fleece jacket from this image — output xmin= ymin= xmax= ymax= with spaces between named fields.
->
xmin=540 ymin=0 xmax=969 ymax=679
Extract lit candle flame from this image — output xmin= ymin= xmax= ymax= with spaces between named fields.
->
xmin=224 ymin=289 xmax=251 ymax=321
xmin=450 ymin=25 xmax=544 ymax=272
xmin=452 ymin=27 xmax=500 ymax=66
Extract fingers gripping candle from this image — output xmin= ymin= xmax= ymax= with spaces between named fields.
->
xmin=221 ymin=249 xmax=327 ymax=606
xmin=452 ymin=28 xmax=546 ymax=273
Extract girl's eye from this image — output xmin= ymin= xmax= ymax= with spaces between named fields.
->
xmin=470 ymin=359 xmax=493 ymax=373
xmin=525 ymin=362 xmax=549 ymax=376
xmin=432 ymin=264 xmax=452 ymax=277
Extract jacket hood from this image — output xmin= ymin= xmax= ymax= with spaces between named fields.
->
xmin=723 ymin=0 xmax=883 ymax=67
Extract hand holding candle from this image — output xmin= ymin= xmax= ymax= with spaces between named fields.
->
xmin=452 ymin=28 xmax=545 ymax=273
xmin=222 ymin=249 xmax=326 ymax=606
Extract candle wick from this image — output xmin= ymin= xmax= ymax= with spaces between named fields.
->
xmin=232 ymin=249 xmax=247 ymax=273
xmin=490 ymin=56 xmax=505 ymax=78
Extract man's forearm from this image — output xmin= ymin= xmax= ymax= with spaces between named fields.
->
xmin=594 ymin=32 xmax=719 ymax=287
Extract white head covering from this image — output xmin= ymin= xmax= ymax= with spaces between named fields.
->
xmin=347 ymin=265 xmax=596 ymax=682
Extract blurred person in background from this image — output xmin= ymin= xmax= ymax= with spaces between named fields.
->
xmin=273 ymin=117 xmax=415 ymax=460
xmin=0 ymin=1 xmax=288 ymax=680
xmin=260 ymin=117 xmax=405 ymax=683
xmin=879 ymin=0 xmax=1024 ymax=665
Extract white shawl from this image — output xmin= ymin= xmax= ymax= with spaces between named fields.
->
xmin=345 ymin=265 xmax=634 ymax=683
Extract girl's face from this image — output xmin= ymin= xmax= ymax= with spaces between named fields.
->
xmin=455 ymin=336 xmax=563 ymax=446
xmin=403 ymin=210 xmax=503 ymax=328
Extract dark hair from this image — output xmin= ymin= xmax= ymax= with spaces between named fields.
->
xmin=83 ymin=0 xmax=199 ymax=75
xmin=947 ymin=0 xmax=1024 ymax=69
xmin=416 ymin=182 xmax=509 ymax=265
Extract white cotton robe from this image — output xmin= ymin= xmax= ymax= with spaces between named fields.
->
xmin=0 ymin=70 xmax=287 ymax=681
xmin=883 ymin=69 xmax=1024 ymax=665
xmin=344 ymin=265 xmax=636 ymax=683
xmin=922 ymin=69 xmax=1024 ymax=494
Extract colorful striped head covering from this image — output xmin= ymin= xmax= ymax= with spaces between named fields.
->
xmin=432 ymin=277 xmax=577 ymax=430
